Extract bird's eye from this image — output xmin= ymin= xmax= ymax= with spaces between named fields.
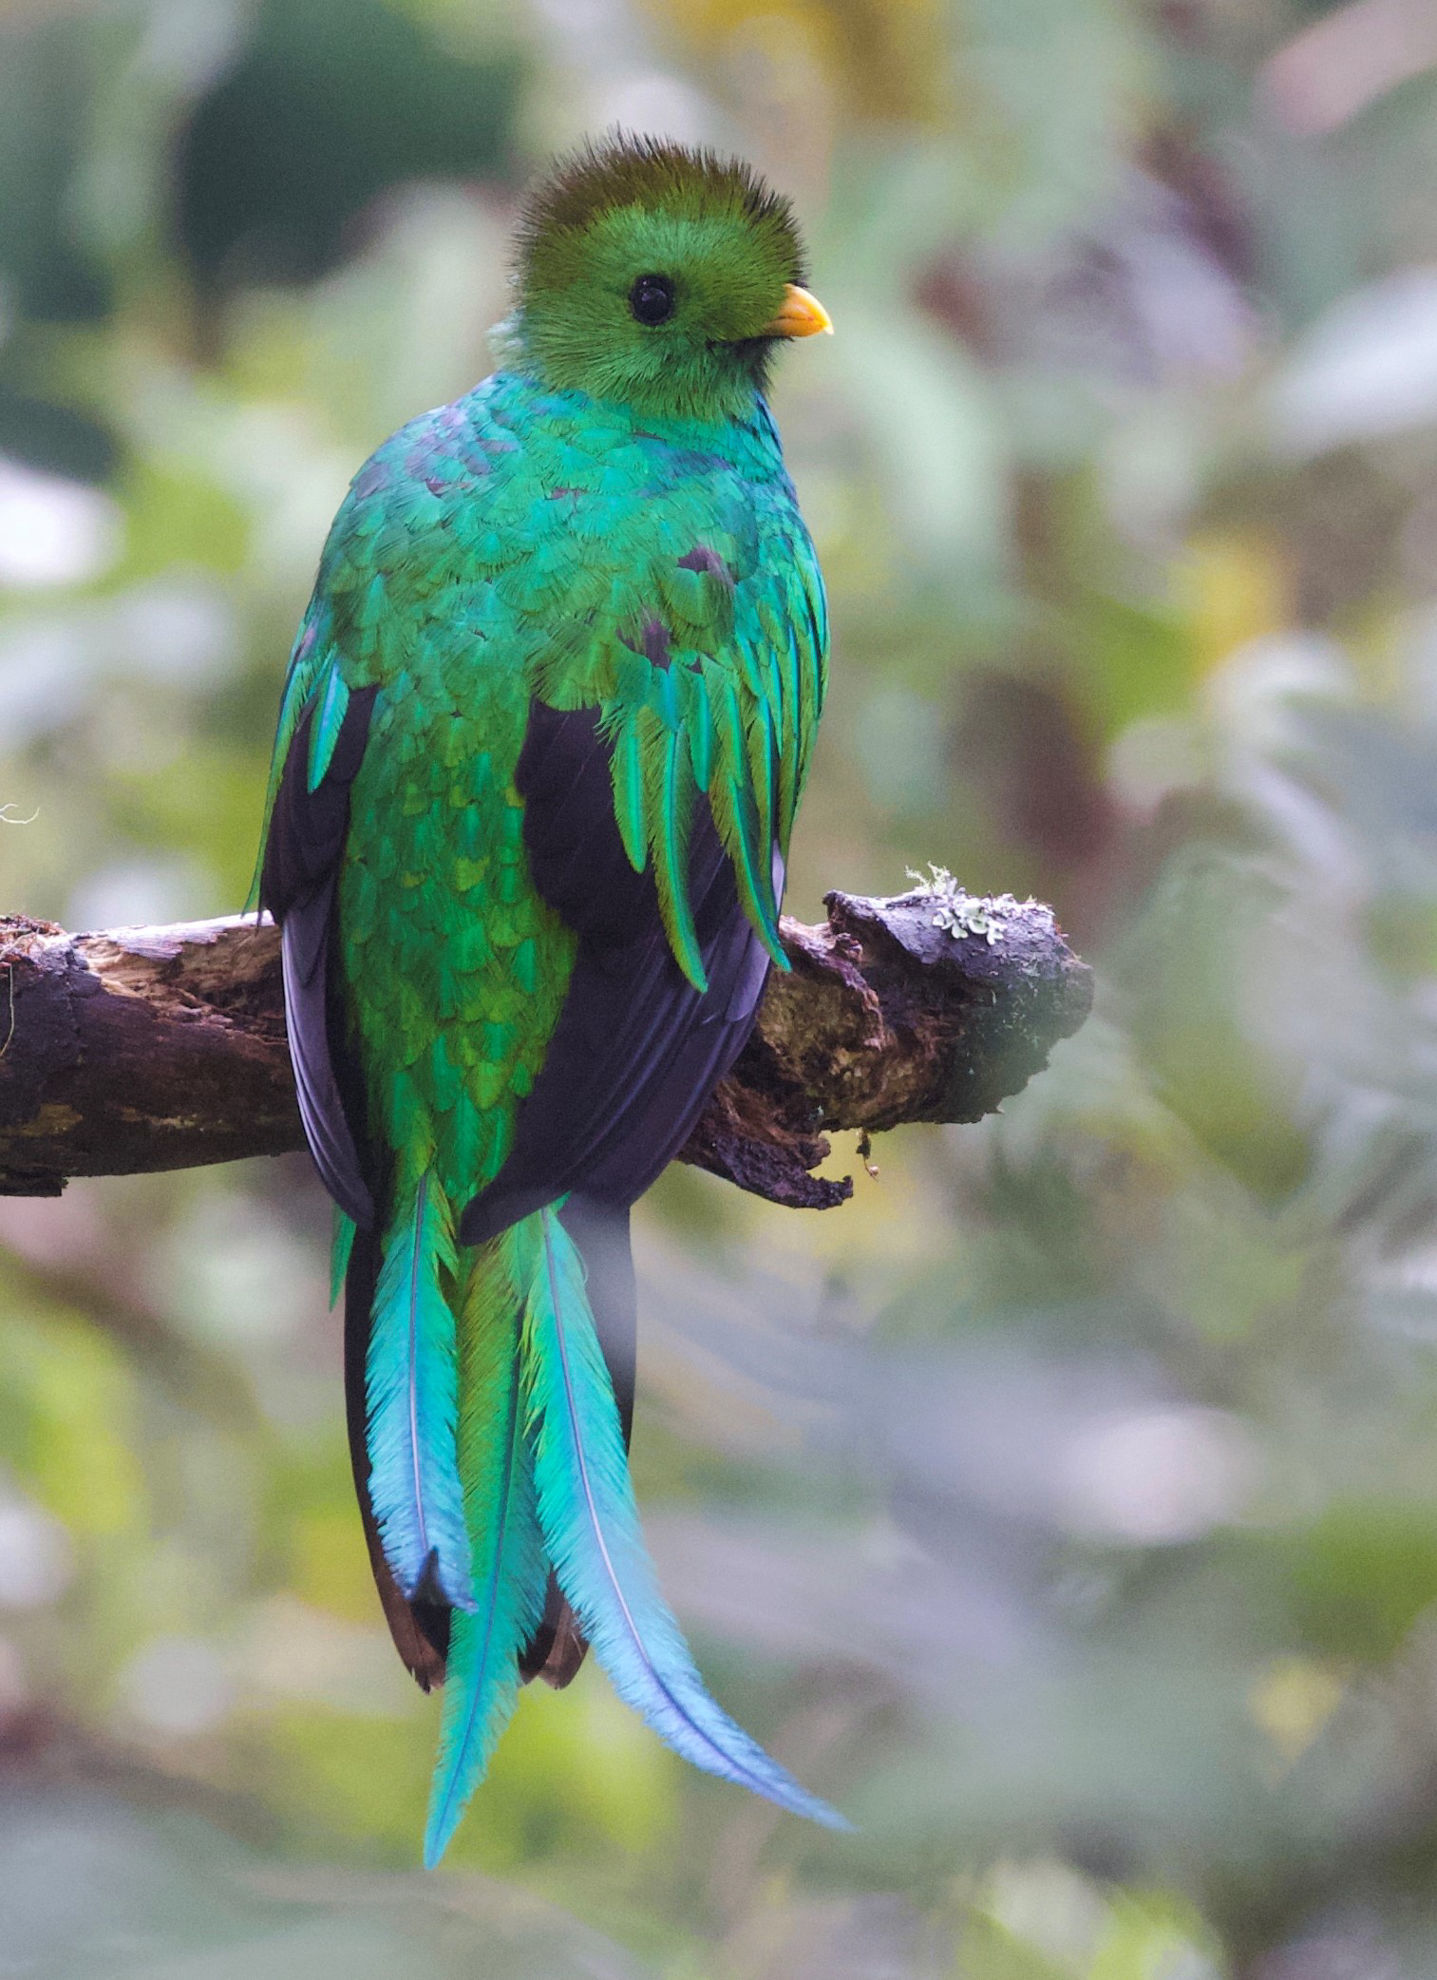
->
xmin=629 ymin=274 xmax=676 ymax=326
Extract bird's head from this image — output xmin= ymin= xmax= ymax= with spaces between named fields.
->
xmin=510 ymin=134 xmax=831 ymax=424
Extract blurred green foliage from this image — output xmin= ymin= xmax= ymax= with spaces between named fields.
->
xmin=8 ymin=0 xmax=1437 ymax=1972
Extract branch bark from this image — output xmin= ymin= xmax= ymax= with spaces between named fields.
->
xmin=0 ymin=880 xmax=1092 ymax=1208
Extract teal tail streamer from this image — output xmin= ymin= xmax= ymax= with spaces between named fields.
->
xmin=424 ymin=1238 xmax=546 ymax=1867
xmin=366 ymin=1173 xmax=475 ymax=1611
xmin=516 ymin=1205 xmax=848 ymax=1829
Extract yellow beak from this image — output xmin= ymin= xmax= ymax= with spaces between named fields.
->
xmin=763 ymin=283 xmax=834 ymax=339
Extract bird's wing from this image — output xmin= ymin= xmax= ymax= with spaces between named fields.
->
xmin=257 ymin=625 xmax=459 ymax=1687
xmin=523 ymin=484 xmax=829 ymax=989
xmin=256 ymin=626 xmax=377 ymax=1228
xmin=459 ymin=702 xmax=774 ymax=1246
xmin=461 ymin=492 xmax=827 ymax=1240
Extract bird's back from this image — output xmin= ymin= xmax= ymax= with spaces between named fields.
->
xmin=304 ymin=368 xmax=823 ymax=1220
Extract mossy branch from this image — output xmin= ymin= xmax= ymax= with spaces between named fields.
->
xmin=0 ymin=878 xmax=1092 ymax=1207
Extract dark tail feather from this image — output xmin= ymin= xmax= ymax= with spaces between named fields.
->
xmin=517 ymin=1575 xmax=589 ymax=1688
xmin=344 ymin=1227 xmax=449 ymax=1690
xmin=518 ymin=1194 xmax=636 ymax=1691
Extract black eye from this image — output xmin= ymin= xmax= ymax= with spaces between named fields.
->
xmin=629 ymin=273 xmax=676 ymax=326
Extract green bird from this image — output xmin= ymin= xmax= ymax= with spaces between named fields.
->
xmin=256 ymin=135 xmax=839 ymax=1862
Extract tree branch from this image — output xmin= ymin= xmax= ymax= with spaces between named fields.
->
xmin=0 ymin=878 xmax=1092 ymax=1208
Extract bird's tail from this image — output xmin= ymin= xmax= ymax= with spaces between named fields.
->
xmin=452 ymin=1205 xmax=846 ymax=1857
xmin=360 ymin=1174 xmax=474 ymax=1614
xmin=348 ymin=1191 xmax=846 ymax=1866
xmin=423 ymin=1218 xmax=548 ymax=1866
xmin=516 ymin=1192 xmax=638 ymax=1691
xmin=342 ymin=1212 xmax=450 ymax=1691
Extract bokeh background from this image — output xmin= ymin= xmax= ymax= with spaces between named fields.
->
xmin=4 ymin=0 xmax=1437 ymax=1972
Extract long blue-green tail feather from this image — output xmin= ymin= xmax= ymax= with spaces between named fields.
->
xmin=424 ymin=1239 xmax=546 ymax=1867
xmin=516 ymin=1206 xmax=848 ymax=1830
xmin=366 ymin=1173 xmax=474 ymax=1611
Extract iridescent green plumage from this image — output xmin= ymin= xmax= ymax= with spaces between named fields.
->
xmin=257 ymin=136 xmax=837 ymax=1861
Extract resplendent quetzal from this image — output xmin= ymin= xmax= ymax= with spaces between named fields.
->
xmin=256 ymin=135 xmax=840 ymax=1861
